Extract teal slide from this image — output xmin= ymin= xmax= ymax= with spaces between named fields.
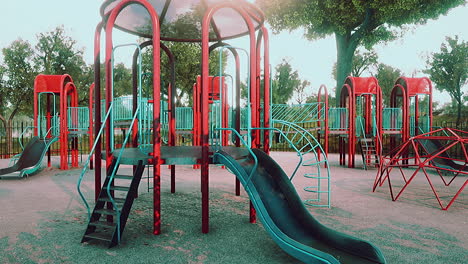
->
xmin=0 ymin=136 xmax=58 ymax=178
xmin=214 ymin=148 xmax=386 ymax=264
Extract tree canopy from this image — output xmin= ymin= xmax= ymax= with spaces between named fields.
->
xmin=332 ymin=49 xmax=378 ymax=80
xmin=256 ymin=0 xmax=465 ymax=100
xmin=424 ymin=35 xmax=467 ymax=127
xmin=1 ymin=40 xmax=37 ymax=123
xmin=272 ymin=59 xmax=301 ymax=104
xmin=373 ymin=63 xmax=402 ymax=107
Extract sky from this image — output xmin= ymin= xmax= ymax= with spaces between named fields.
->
xmin=0 ymin=0 xmax=466 ymax=105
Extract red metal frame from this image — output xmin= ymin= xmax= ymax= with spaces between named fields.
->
xmin=96 ymin=0 xmax=269 ymax=236
xmin=102 ymin=0 xmax=161 ymax=234
xmin=339 ymin=77 xmax=382 ymax=168
xmin=373 ymin=127 xmax=467 ymax=210
xmin=201 ymin=2 xmax=258 ymax=233
xmin=93 ymin=22 xmax=103 ymax=202
xmin=389 ymin=77 xmax=433 ymax=143
xmin=317 ymin=84 xmax=329 ymax=162
xmin=33 ymin=74 xmax=78 ymax=170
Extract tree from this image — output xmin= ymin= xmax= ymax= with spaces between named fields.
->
xmin=294 ymin=80 xmax=311 ymax=104
xmin=0 ymin=64 xmax=6 ymax=116
xmin=256 ymin=0 xmax=465 ymax=101
xmin=1 ymin=40 xmax=38 ymax=156
xmin=332 ymin=49 xmax=378 ymax=80
xmin=113 ymin=63 xmax=133 ymax=97
xmin=272 ymin=59 xmax=301 ymax=104
xmin=373 ymin=63 xmax=402 ymax=107
xmin=35 ymin=26 xmax=92 ymax=103
xmin=424 ymin=36 xmax=468 ymax=127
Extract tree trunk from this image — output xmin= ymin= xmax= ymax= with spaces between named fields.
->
xmin=6 ymin=120 xmax=13 ymax=158
xmin=335 ymin=33 xmax=360 ymax=105
xmin=0 ymin=115 xmax=7 ymax=158
xmin=456 ymin=98 xmax=462 ymax=129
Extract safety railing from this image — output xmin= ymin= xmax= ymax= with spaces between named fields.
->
xmin=38 ymin=114 xmax=60 ymax=138
xmin=175 ymin=107 xmax=193 ymax=130
xmin=382 ymin=108 xmax=402 ymax=131
xmin=68 ymin=107 xmax=90 ymax=131
xmin=418 ymin=115 xmax=431 ymax=134
xmin=106 ymin=105 xmax=141 ymax=243
xmin=271 ymin=103 xmax=324 ymax=123
xmin=328 ymin=107 xmax=348 ymax=130
xmin=9 ymin=126 xmax=37 ymax=166
xmin=77 ymin=103 xmax=114 ymax=221
xmin=113 ymin=96 xmax=134 ymax=122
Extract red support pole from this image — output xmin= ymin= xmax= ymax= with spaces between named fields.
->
xmin=103 ymin=0 xmax=161 ymax=234
xmin=202 ymin=3 xmax=257 ymax=233
xmin=46 ymin=94 xmax=52 ymax=167
xmin=33 ymin=82 xmax=39 ymax=137
xmin=93 ymin=22 xmax=103 ymax=202
xmin=89 ymin=83 xmax=94 ymax=171
xmin=260 ymin=27 xmax=270 ymax=154
xmin=318 ymin=84 xmax=329 ymax=162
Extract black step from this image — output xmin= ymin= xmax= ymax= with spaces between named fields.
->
xmin=114 ymin=174 xmax=133 ymax=180
xmin=98 ymin=197 xmax=126 ymax=204
xmin=88 ymin=220 xmax=117 ymax=228
xmin=82 ymin=159 xmax=146 ymax=247
xmin=95 ymin=209 xmax=118 ymax=216
xmin=83 ymin=232 xmax=113 ymax=242
xmin=103 ymin=186 xmax=130 ymax=192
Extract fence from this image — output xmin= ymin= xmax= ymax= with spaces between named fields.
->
xmin=2 ymin=119 xmax=467 ymax=159
xmin=0 ymin=121 xmax=90 ymax=160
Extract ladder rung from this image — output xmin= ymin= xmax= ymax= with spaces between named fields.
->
xmin=304 ymin=175 xmax=329 ymax=180
xmin=89 ymin=220 xmax=117 ymax=228
xmin=98 ymin=197 xmax=126 ymax=204
xmin=83 ymin=232 xmax=113 ymax=242
xmin=303 ymin=160 xmax=326 ymax=166
xmin=95 ymin=209 xmax=118 ymax=216
xmin=304 ymin=187 xmax=330 ymax=193
xmin=104 ymin=186 xmax=130 ymax=192
xmin=113 ymin=174 xmax=134 ymax=180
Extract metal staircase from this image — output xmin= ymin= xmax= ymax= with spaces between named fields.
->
xmin=359 ymin=137 xmax=379 ymax=170
xmin=81 ymin=159 xmax=145 ymax=247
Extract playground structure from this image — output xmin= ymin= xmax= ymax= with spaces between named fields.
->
xmin=0 ymin=74 xmax=90 ymax=177
xmin=334 ymin=77 xmax=383 ymax=169
xmin=373 ymin=127 xmax=467 ymax=210
xmin=311 ymin=76 xmax=434 ymax=170
xmin=76 ymin=0 xmax=386 ymax=263
xmin=34 ymin=74 xmax=82 ymax=170
xmin=387 ymin=77 xmax=433 ymax=145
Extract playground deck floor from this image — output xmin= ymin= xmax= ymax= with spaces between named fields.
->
xmin=0 ymin=152 xmax=466 ymax=263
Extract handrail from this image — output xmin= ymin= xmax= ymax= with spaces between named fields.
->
xmin=373 ymin=116 xmax=383 ymax=156
xmin=18 ymin=126 xmax=36 ymax=151
xmin=256 ymin=119 xmax=329 ymax=181
xmin=106 ymin=104 xmax=141 ymax=243
xmin=77 ymin=103 xmax=114 ymax=221
xmin=215 ymin=128 xmax=258 ymax=185
xmin=37 ymin=92 xmax=57 ymax=138
xmin=251 ymin=126 xmax=303 ymax=180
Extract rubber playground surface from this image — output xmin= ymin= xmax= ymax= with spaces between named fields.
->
xmin=0 ymin=152 xmax=466 ymax=263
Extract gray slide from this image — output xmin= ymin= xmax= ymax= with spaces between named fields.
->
xmin=0 ymin=136 xmax=57 ymax=178
xmin=214 ymin=148 xmax=386 ymax=264
xmin=418 ymin=138 xmax=468 ymax=172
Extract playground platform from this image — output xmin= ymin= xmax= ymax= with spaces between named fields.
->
xmin=0 ymin=152 xmax=466 ymax=263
